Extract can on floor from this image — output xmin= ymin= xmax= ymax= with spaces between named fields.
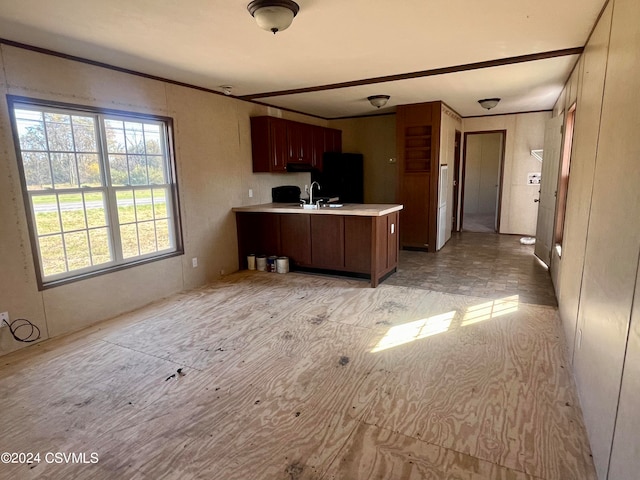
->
xmin=267 ymin=255 xmax=278 ymax=272
xmin=256 ymin=255 xmax=267 ymax=271
xmin=276 ymin=257 xmax=289 ymax=274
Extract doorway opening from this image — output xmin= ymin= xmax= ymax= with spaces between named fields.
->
xmin=461 ymin=131 xmax=506 ymax=233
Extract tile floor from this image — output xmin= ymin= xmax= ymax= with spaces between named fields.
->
xmin=387 ymin=232 xmax=557 ymax=306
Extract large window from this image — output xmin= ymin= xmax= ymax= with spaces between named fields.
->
xmin=8 ymin=96 xmax=182 ymax=288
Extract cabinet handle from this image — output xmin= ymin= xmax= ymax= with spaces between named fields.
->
xmin=391 ymin=223 xmax=395 ymax=234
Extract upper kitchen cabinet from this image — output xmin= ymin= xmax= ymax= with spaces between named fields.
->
xmin=287 ymin=121 xmax=313 ymax=164
xmin=250 ymin=116 xmax=342 ymax=173
xmin=250 ymin=116 xmax=288 ymax=172
xmin=311 ymin=125 xmax=325 ymax=170
xmin=397 ymin=101 xmax=441 ymax=250
xmin=324 ymin=128 xmax=342 ymax=155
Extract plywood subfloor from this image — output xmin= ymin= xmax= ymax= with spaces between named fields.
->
xmin=0 ymin=271 xmax=595 ymax=479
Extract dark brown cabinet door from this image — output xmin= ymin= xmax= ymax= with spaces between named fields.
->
xmin=287 ymin=122 xmax=313 ymax=164
xmin=280 ymin=214 xmax=311 ymax=266
xmin=400 ymin=173 xmax=430 ymax=248
xmin=311 ymin=215 xmax=345 ymax=269
xmin=250 ymin=117 xmax=287 ymax=172
xmin=270 ymin=118 xmax=288 ymax=172
xmin=344 ymin=216 xmax=371 ymax=273
xmin=311 ymin=125 xmax=325 ymax=170
xmin=324 ymin=128 xmax=342 ymax=153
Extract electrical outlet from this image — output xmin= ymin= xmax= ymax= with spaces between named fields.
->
xmin=220 ymin=269 xmax=225 ymax=276
xmin=192 ymin=257 xmax=198 ymax=268
xmin=248 ymin=189 xmax=253 ymax=198
xmin=0 ymin=312 xmax=8 ymax=328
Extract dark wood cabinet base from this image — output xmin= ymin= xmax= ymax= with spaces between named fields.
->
xmin=236 ymin=211 xmax=399 ymax=287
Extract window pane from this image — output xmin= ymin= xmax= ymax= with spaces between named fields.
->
xmin=153 ymin=188 xmax=168 ymax=218
xmin=59 ymin=193 xmax=87 ymax=232
xmin=156 ymin=219 xmax=171 ymax=250
xmin=125 ymin=122 xmax=145 ymax=154
xmin=116 ymin=190 xmax=136 ymax=223
xmin=15 ymin=110 xmax=47 ymax=151
xmin=44 ymin=113 xmax=73 ymax=151
xmin=84 ymin=191 xmax=108 ymax=228
xmin=128 ymin=155 xmax=148 ymax=185
xmin=78 ymin=154 xmax=102 ymax=187
xmin=138 ymin=221 xmax=156 ymax=254
xmin=120 ymin=223 xmax=139 ymax=258
xmin=72 ymin=121 xmax=98 ymax=152
xmin=147 ymin=155 xmax=166 ymax=184
xmin=33 ymin=195 xmax=61 ymax=235
xmin=40 ymin=234 xmax=67 ymax=276
xmin=23 ymin=152 xmax=53 ymax=190
xmin=105 ymin=120 xmax=126 ymax=153
xmin=109 ymin=154 xmax=129 ymax=185
xmin=64 ymin=231 xmax=91 ymax=270
xmin=135 ymin=189 xmax=153 ymax=221
xmin=89 ymin=228 xmax=111 ymax=265
xmin=51 ymin=153 xmax=79 ymax=188
xmin=144 ymin=126 xmax=161 ymax=154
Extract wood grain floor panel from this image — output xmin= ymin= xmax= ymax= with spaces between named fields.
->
xmin=322 ymin=422 xmax=542 ymax=480
xmin=0 ymin=265 xmax=595 ymax=480
xmin=365 ymin=302 xmax=595 ymax=480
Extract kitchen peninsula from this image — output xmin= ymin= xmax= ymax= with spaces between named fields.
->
xmin=233 ymin=203 xmax=403 ymax=287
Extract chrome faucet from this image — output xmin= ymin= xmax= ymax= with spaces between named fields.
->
xmin=309 ymin=181 xmax=321 ymax=205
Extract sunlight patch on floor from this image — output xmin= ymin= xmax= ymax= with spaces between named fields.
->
xmin=461 ymin=295 xmax=519 ymax=327
xmin=371 ymin=311 xmax=456 ymax=353
xmin=372 ymin=295 xmax=519 ymax=353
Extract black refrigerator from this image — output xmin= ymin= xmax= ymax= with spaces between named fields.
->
xmin=312 ymin=153 xmax=364 ymax=203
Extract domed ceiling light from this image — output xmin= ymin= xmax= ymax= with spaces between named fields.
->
xmin=368 ymin=95 xmax=390 ymax=108
xmin=247 ymin=0 xmax=300 ymax=34
xmin=478 ymin=98 xmax=501 ymax=110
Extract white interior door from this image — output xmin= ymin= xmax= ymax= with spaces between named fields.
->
xmin=437 ymin=165 xmax=448 ymax=250
xmin=534 ymin=114 xmax=564 ymax=265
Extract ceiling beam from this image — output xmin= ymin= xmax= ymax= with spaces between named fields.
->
xmin=240 ymin=47 xmax=584 ymax=100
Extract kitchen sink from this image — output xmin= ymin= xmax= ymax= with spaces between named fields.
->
xmin=285 ymin=202 xmax=343 ymax=209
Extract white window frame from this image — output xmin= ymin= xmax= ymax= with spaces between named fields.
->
xmin=8 ymin=96 xmax=183 ymax=289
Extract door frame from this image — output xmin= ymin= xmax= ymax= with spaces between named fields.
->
xmin=460 ymin=130 xmax=507 ymax=233
xmin=452 ymin=130 xmax=462 ymax=232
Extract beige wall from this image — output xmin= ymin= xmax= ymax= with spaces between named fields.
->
xmin=0 ymin=45 xmax=323 ymax=355
xmin=462 ymin=112 xmax=549 ymax=236
xmin=552 ymin=0 xmax=640 ymax=478
xmin=329 ymin=115 xmax=397 ymax=204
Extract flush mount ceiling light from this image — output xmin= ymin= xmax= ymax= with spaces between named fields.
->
xmin=247 ymin=0 xmax=300 ymax=34
xmin=478 ymin=98 xmax=501 ymax=110
xmin=368 ymin=95 xmax=390 ymax=108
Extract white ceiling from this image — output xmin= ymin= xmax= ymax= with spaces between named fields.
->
xmin=0 ymin=0 xmax=605 ymax=118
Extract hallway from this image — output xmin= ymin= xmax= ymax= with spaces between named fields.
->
xmin=0 ymin=233 xmax=595 ymax=479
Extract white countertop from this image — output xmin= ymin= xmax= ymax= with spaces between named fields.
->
xmin=233 ymin=202 xmax=403 ymax=217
